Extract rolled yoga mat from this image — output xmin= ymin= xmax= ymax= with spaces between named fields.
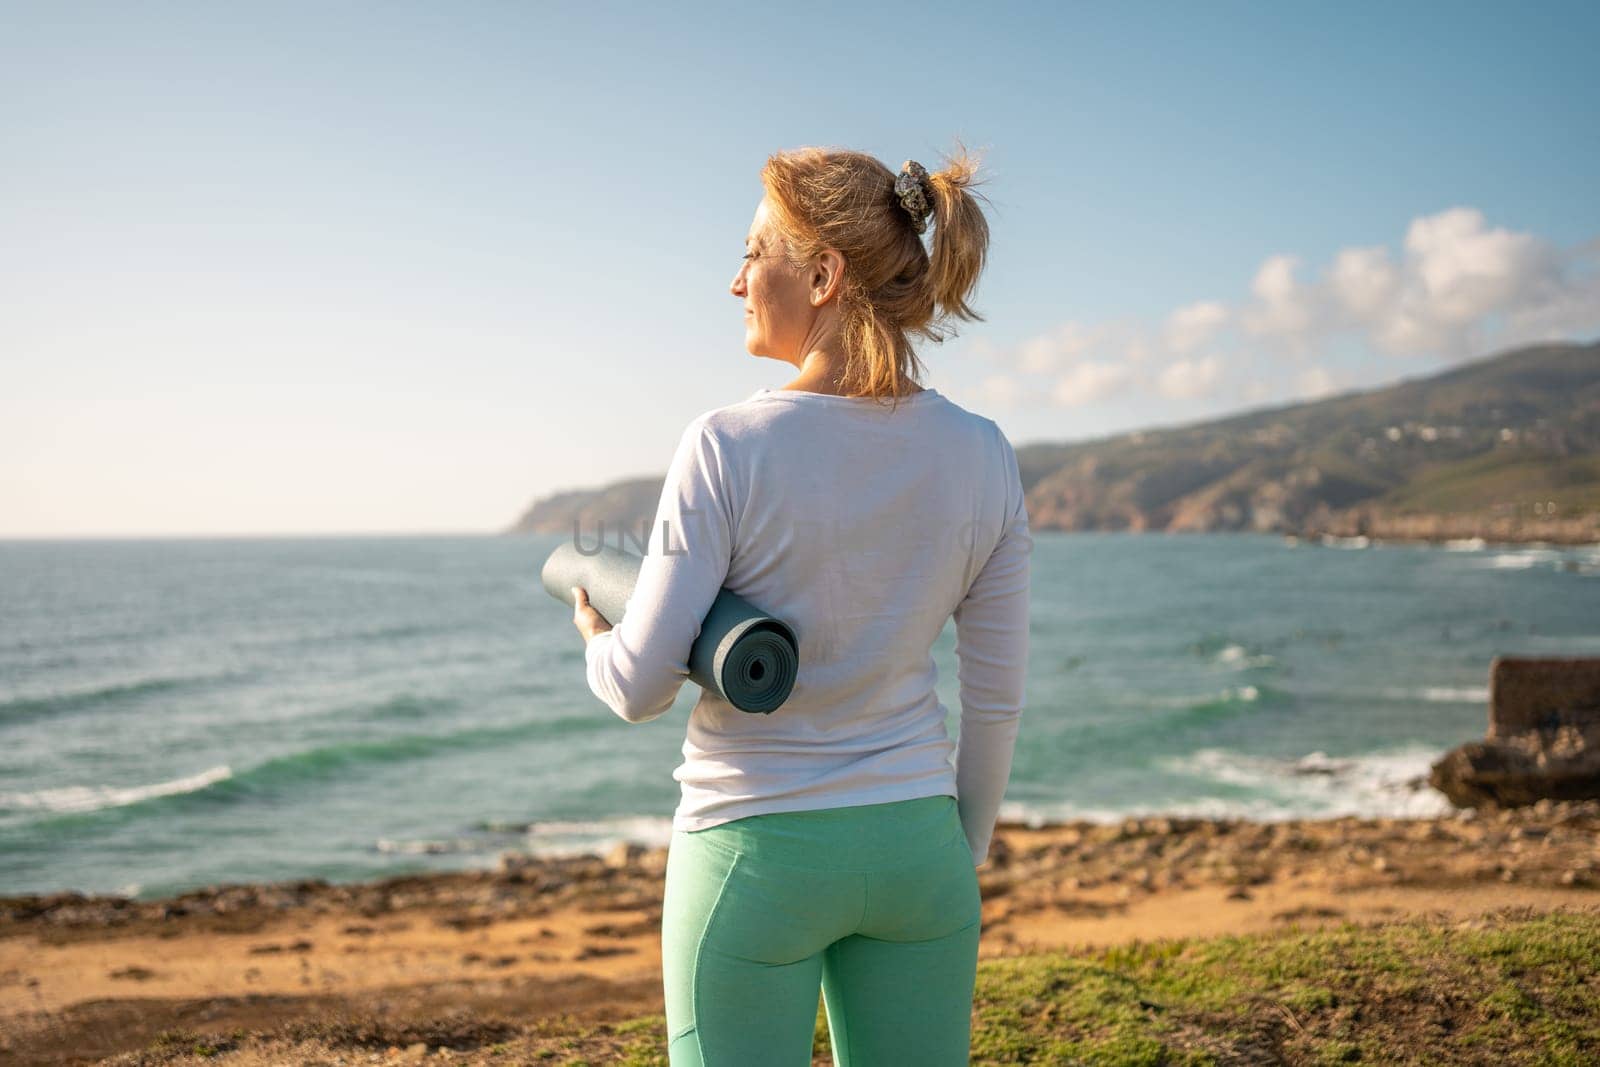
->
xmin=541 ymin=541 xmax=799 ymax=715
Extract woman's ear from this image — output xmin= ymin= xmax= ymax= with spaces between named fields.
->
xmin=811 ymin=249 xmax=845 ymax=307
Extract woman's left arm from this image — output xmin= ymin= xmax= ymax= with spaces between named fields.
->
xmin=577 ymin=415 xmax=736 ymax=723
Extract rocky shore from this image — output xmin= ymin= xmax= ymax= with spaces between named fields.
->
xmin=5 ymin=801 xmax=1599 ymax=1065
xmin=1288 ymin=508 xmax=1600 ymax=547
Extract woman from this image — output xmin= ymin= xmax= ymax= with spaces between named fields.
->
xmin=571 ymin=145 xmax=1031 ymax=1066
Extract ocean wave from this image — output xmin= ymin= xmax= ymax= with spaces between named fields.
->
xmin=1000 ymin=744 xmax=1454 ymax=825
xmin=996 ymin=800 xmax=1133 ymax=826
xmin=1423 ymin=542 xmax=1598 ymax=576
xmin=1442 ymin=538 xmax=1487 ymax=551
xmin=513 ymin=815 xmax=675 ymax=857
xmin=1214 ymin=643 xmax=1277 ymax=670
xmin=198 ymin=720 xmax=602 ymax=802
xmin=0 ymin=672 xmax=230 ymax=726
xmin=1169 ymin=682 xmax=1279 ymax=721
xmin=378 ymin=815 xmax=677 ymax=863
xmin=6 ymin=716 xmax=602 ymax=822
xmin=375 ymin=836 xmax=492 ymax=856
xmin=0 ymin=765 xmax=234 ymax=815
xmin=1378 ymin=685 xmax=1490 ymax=704
xmin=351 ymin=692 xmax=460 ymax=722
xmin=1460 ymin=546 xmax=1600 ymax=573
xmin=1099 ymin=682 xmax=1282 ymax=720
xmin=1486 ymin=552 xmax=1554 ymax=569
xmin=1153 ymin=744 xmax=1454 ymax=819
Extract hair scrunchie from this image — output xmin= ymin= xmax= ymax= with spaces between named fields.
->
xmin=893 ymin=160 xmax=934 ymax=234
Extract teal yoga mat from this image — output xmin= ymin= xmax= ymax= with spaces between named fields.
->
xmin=542 ymin=541 xmax=799 ymax=715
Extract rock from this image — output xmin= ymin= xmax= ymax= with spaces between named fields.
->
xmin=604 ymin=842 xmax=647 ymax=870
xmin=1488 ymin=657 xmax=1600 ymax=739
xmin=1429 ymin=727 xmax=1600 ymax=808
xmin=1429 ymin=656 xmax=1600 ymax=808
xmin=497 ymin=851 xmax=539 ymax=875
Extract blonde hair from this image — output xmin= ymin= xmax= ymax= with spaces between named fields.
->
xmin=759 ymin=143 xmax=991 ymax=408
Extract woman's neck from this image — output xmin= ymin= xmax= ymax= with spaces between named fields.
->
xmin=781 ymin=350 xmax=923 ymax=397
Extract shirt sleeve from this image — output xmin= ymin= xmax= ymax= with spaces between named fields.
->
xmin=584 ymin=416 xmax=736 ymax=724
xmin=952 ymin=427 xmax=1033 ymax=867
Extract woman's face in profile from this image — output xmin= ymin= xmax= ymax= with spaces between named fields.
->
xmin=730 ymin=198 xmax=813 ymax=362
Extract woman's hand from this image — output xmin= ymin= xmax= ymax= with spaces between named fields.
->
xmin=571 ymin=586 xmax=613 ymax=645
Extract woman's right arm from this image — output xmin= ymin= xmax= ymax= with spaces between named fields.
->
xmin=952 ymin=430 xmax=1033 ymax=868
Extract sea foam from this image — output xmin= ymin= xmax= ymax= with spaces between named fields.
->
xmin=0 ymin=765 xmax=234 ymax=815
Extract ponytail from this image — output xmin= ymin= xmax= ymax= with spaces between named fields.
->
xmin=925 ymin=144 xmax=989 ymax=324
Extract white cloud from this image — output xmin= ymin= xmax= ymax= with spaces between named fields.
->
xmin=1407 ymin=208 xmax=1550 ymax=318
xmin=1013 ymin=320 xmax=1131 ymax=374
xmin=978 ymin=209 xmax=1597 ymax=414
xmin=1500 ymin=264 xmax=1600 ymax=347
xmin=1051 ymin=361 xmax=1132 ymax=407
xmin=1124 ymin=333 xmax=1155 ymax=364
xmin=1294 ymin=365 xmax=1340 ymax=401
xmin=987 ymin=311 xmax=1223 ymax=411
xmin=1244 ymin=207 xmax=1599 ymax=358
xmin=1156 ymin=355 xmax=1222 ymax=399
xmin=1164 ymin=301 xmax=1228 ymax=355
xmin=1328 ymin=245 xmax=1398 ymax=322
xmin=1241 ymin=255 xmax=1317 ymax=348
xmin=1017 ymin=331 xmax=1069 ymax=374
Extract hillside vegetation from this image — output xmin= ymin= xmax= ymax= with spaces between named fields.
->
xmin=507 ymin=340 xmax=1600 ymax=544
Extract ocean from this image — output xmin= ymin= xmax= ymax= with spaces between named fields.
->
xmin=2 ymin=532 xmax=1597 ymax=900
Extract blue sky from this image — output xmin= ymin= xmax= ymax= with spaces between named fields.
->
xmin=4 ymin=1 xmax=1597 ymax=536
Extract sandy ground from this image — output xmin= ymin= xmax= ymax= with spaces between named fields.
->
xmin=4 ymin=799 xmax=1598 ymax=1065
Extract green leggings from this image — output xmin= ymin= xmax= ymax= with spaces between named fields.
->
xmin=661 ymin=794 xmax=982 ymax=1066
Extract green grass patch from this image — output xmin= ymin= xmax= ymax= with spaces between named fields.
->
xmin=960 ymin=907 xmax=1600 ymax=1065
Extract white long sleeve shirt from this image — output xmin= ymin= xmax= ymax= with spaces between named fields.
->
xmin=584 ymin=385 xmax=1032 ymax=865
